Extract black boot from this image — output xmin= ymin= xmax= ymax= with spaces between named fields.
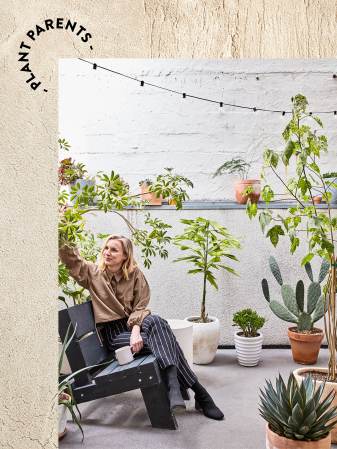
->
xmin=191 ymin=380 xmax=224 ymax=420
xmin=165 ymin=366 xmax=186 ymax=412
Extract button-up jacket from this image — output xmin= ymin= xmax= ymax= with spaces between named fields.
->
xmin=59 ymin=244 xmax=151 ymax=328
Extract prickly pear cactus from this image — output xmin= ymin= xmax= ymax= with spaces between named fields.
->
xmin=261 ymin=257 xmax=330 ymax=331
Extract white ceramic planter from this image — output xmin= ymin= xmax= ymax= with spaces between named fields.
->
xmin=234 ymin=331 xmax=263 ymax=366
xmin=167 ymin=319 xmax=193 ymax=367
xmin=58 ymin=404 xmax=68 ymax=438
xmin=185 ymin=316 xmax=220 ymax=365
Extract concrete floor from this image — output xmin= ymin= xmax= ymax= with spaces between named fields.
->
xmin=60 ymin=348 xmax=337 ymax=449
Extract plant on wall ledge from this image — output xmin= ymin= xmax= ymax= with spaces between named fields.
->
xmin=246 ymin=94 xmax=337 ymax=380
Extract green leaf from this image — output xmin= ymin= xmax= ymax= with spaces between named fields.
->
xmin=266 ymin=226 xmax=285 ymax=247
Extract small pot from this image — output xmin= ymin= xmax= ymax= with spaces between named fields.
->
xmin=266 ymin=424 xmax=331 ymax=449
xmin=294 ymin=367 xmax=337 ymax=444
xmin=235 ymin=179 xmax=261 ymax=204
xmin=140 ymin=183 xmax=162 ymax=205
xmin=184 ymin=316 xmax=220 ymax=364
xmin=234 ymin=331 xmax=263 ymax=366
xmin=288 ymin=327 xmax=323 ymax=365
xmin=313 ymin=196 xmax=322 ymax=204
xmin=58 ymin=393 xmax=71 ymax=439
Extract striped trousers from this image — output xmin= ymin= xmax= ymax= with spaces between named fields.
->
xmin=103 ymin=314 xmax=197 ymax=389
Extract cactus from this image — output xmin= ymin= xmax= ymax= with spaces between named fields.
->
xmin=262 ymin=256 xmax=330 ymax=331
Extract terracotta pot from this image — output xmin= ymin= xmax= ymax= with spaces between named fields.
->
xmin=140 ymin=184 xmax=162 ymax=205
xmin=313 ymin=196 xmax=322 ymax=204
xmin=288 ymin=327 xmax=323 ymax=365
xmin=294 ymin=367 xmax=337 ymax=444
xmin=235 ymin=179 xmax=261 ymax=204
xmin=266 ymin=424 xmax=331 ymax=449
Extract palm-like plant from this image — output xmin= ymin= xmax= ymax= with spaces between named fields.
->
xmin=173 ymin=217 xmax=240 ymax=322
xmin=259 ymin=373 xmax=337 ymax=442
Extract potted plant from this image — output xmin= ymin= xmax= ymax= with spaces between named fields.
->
xmin=262 ymin=256 xmax=329 ymax=365
xmin=58 ymin=324 xmax=84 ymax=440
xmin=322 ymin=172 xmax=337 ymax=203
xmin=213 ymin=157 xmax=261 ymax=204
xmin=58 ymin=323 xmax=109 ymax=439
xmin=139 ymin=178 xmax=163 ymax=205
xmin=259 ymin=373 xmax=337 ymax=449
xmin=173 ymin=217 xmax=240 ymax=364
xmin=232 ymin=308 xmax=265 ymax=366
xmin=246 ymin=94 xmax=337 ymax=441
xmin=150 ymin=168 xmax=194 ymax=209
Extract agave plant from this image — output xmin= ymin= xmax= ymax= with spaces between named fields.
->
xmin=259 ymin=373 xmax=337 ymax=441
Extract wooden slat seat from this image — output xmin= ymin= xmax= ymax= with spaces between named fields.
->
xmin=59 ymin=302 xmax=178 ymax=430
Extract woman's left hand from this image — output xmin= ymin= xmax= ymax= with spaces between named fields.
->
xmin=130 ymin=328 xmax=143 ymax=353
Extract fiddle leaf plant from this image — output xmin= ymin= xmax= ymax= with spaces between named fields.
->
xmin=173 ymin=217 xmax=240 ymax=322
xmin=246 ymin=94 xmax=337 ymax=380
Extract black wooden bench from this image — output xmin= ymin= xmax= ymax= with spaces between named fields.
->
xmin=58 ymin=301 xmax=179 ymax=430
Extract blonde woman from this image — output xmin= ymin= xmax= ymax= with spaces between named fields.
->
xmin=59 ymin=234 xmax=224 ymax=420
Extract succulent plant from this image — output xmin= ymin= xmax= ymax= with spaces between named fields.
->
xmin=261 ymin=256 xmax=330 ymax=331
xmin=259 ymin=373 xmax=337 ymax=441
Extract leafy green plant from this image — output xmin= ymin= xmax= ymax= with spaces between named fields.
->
xmin=58 ymin=158 xmax=87 ymax=185
xmin=322 ymin=172 xmax=337 ymax=179
xmin=259 ymin=373 xmax=337 ymax=442
xmin=213 ymin=157 xmax=251 ymax=179
xmin=149 ymin=167 xmax=193 ymax=209
xmin=245 ymin=95 xmax=337 ymax=380
xmin=173 ymin=217 xmax=240 ymax=322
xmin=59 ymin=323 xmax=109 ymax=440
xmin=232 ymin=308 xmax=265 ymax=337
xmin=262 ymin=256 xmax=329 ymax=331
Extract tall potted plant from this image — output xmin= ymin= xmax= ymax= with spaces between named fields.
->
xmin=262 ymin=256 xmax=329 ymax=364
xmin=246 ymin=94 xmax=337 ymax=440
xmin=213 ymin=157 xmax=261 ymax=204
xmin=259 ymin=373 xmax=337 ymax=449
xmin=173 ymin=217 xmax=240 ymax=364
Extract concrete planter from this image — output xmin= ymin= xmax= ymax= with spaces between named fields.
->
xmin=234 ymin=331 xmax=263 ymax=366
xmin=185 ymin=316 xmax=220 ymax=364
xmin=266 ymin=424 xmax=331 ymax=449
xmin=294 ymin=367 xmax=337 ymax=444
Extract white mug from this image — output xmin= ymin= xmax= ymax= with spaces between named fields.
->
xmin=115 ymin=346 xmax=134 ymax=365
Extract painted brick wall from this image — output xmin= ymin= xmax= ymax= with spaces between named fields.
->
xmin=59 ymin=59 xmax=337 ymax=344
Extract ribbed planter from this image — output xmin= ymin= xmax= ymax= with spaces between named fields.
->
xmin=294 ymin=367 xmax=337 ymax=444
xmin=266 ymin=424 xmax=331 ymax=449
xmin=234 ymin=331 xmax=263 ymax=366
xmin=288 ymin=327 xmax=323 ymax=365
xmin=185 ymin=316 xmax=220 ymax=365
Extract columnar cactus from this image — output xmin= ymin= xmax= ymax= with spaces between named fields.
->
xmin=261 ymin=257 xmax=330 ymax=331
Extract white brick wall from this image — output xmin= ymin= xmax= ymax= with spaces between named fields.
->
xmin=59 ymin=59 xmax=337 ymax=344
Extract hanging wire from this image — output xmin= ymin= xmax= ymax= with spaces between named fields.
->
xmin=78 ymin=58 xmax=337 ymax=116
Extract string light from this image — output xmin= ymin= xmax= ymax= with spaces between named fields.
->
xmin=79 ymin=58 xmax=337 ymax=116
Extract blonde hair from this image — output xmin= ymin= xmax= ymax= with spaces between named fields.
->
xmin=98 ymin=234 xmax=137 ymax=280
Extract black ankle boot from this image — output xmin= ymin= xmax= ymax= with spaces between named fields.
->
xmin=191 ymin=381 xmax=224 ymax=420
xmin=165 ymin=366 xmax=186 ymax=412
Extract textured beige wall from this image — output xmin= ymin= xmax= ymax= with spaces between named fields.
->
xmin=1 ymin=1 xmax=336 ymax=448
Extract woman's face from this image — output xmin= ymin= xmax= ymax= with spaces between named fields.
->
xmin=103 ymin=239 xmax=127 ymax=271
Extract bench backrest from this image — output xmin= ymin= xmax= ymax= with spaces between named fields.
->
xmin=59 ymin=301 xmax=109 ymax=386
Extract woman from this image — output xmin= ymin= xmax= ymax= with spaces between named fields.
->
xmin=59 ymin=234 xmax=224 ymax=420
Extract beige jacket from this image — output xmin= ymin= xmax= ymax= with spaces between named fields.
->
xmin=59 ymin=245 xmax=151 ymax=328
